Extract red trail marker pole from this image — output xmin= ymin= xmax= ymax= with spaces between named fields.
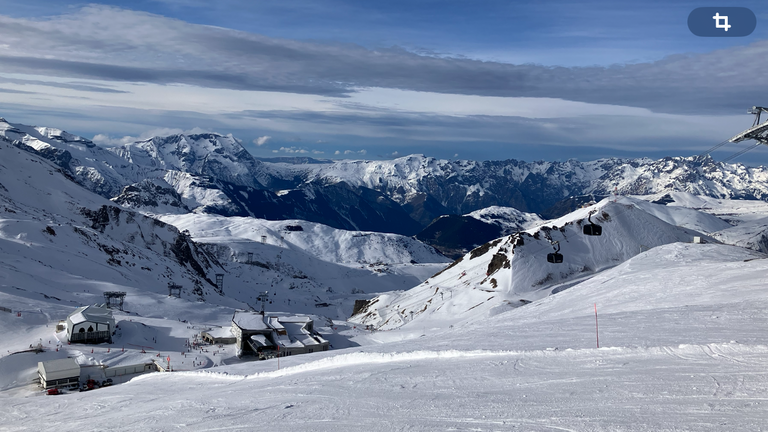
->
xmin=594 ymin=303 xmax=600 ymax=348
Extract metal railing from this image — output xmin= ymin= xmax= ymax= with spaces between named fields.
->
xmin=69 ymin=330 xmax=111 ymax=343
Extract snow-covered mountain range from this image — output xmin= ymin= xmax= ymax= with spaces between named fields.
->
xmin=6 ymin=116 xmax=768 ymax=430
xmin=5 ymin=117 xmax=768 ymax=236
xmin=0 ymin=131 xmax=449 ymax=322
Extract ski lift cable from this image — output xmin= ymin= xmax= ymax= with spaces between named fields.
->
xmin=720 ymin=142 xmax=762 ymax=163
xmin=697 ymin=138 xmax=733 ymax=158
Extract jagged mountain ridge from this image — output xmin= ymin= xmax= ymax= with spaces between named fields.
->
xmin=5 ymin=117 xmax=768 ymax=235
xmin=1 ymin=118 xmax=420 ymax=235
xmin=287 ymin=154 xmax=768 ymax=217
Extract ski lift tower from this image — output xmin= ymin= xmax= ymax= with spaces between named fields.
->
xmin=103 ymin=291 xmax=126 ymax=310
xmin=729 ymin=106 xmax=768 ymax=145
xmin=215 ymin=274 xmax=224 ymax=295
xmin=257 ymin=291 xmax=269 ymax=316
xmin=168 ymin=282 xmax=182 ymax=298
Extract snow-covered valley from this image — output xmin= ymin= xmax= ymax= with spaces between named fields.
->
xmin=4 ymin=242 xmax=768 ymax=431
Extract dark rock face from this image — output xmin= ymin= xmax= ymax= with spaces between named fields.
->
xmin=203 ymin=180 xmax=423 ymax=236
xmin=416 ymin=215 xmax=503 ymax=259
xmin=80 ymin=204 xmax=219 ymax=285
xmin=112 ymin=179 xmax=190 ymax=212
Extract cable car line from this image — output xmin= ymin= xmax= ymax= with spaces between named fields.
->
xmin=720 ymin=142 xmax=762 ymax=163
xmin=697 ymin=138 xmax=731 ymax=158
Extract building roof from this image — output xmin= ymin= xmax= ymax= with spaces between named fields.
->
xmin=203 ymin=327 xmax=234 ymax=339
xmin=38 ymin=358 xmax=80 ymax=381
xmin=277 ymin=316 xmax=312 ymax=324
xmin=67 ymin=305 xmax=115 ymax=326
xmin=232 ymin=311 xmax=269 ymax=331
xmin=249 ymin=334 xmax=273 ymax=348
xmin=267 ymin=316 xmax=285 ymax=331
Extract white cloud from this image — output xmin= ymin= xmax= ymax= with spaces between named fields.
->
xmin=92 ymin=134 xmax=137 ymax=147
xmin=334 ymin=150 xmax=341 ymax=155
xmin=312 ymin=150 xmax=324 ymax=154
xmin=278 ymin=146 xmax=309 ymax=154
xmin=343 ymin=149 xmax=367 ymax=156
xmin=391 ymin=151 xmax=399 ymax=156
xmin=91 ymin=127 xmax=187 ymax=146
xmin=254 ymin=135 xmax=271 ymax=146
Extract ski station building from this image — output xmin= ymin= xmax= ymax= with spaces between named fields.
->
xmin=231 ymin=311 xmax=329 ymax=358
xmin=66 ymin=305 xmax=116 ymax=344
xmin=201 ymin=327 xmax=237 ymax=345
xmin=38 ymin=358 xmax=81 ymax=390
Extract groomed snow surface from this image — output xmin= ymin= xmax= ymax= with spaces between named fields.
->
xmin=3 ymin=242 xmax=768 ymax=431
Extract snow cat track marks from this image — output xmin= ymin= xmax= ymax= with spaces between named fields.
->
xmin=465 ymin=302 xmax=486 ymax=312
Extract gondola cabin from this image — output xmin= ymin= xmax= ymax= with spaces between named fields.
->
xmin=547 ymin=252 xmax=563 ymax=263
xmin=583 ymin=224 xmax=602 ymax=236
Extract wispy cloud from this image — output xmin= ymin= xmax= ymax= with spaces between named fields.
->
xmin=0 ymin=76 xmax=128 ymax=93
xmin=91 ymin=126 xmax=213 ymax=146
xmin=254 ymin=135 xmax=271 ymax=146
xmin=0 ymin=6 xmax=764 ymax=114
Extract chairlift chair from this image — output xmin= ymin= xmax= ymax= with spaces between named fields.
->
xmin=583 ymin=210 xmax=602 ymax=236
xmin=547 ymin=241 xmax=563 ymax=264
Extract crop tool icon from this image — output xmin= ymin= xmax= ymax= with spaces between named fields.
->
xmin=712 ymin=12 xmax=731 ymax=31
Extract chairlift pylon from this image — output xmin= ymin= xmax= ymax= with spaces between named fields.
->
xmin=547 ymin=241 xmax=563 ymax=264
xmin=583 ymin=209 xmax=602 ymax=236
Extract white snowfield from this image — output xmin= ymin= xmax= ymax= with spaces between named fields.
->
xmin=638 ymin=191 xmax=768 ymax=253
xmin=466 ymin=205 xmax=544 ymax=234
xmin=3 ymin=243 xmax=768 ymax=431
xmin=159 ymin=213 xmax=449 ymax=266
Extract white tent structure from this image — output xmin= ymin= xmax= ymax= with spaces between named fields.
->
xmin=66 ymin=305 xmax=116 ymax=344
xmin=38 ymin=358 xmax=81 ymax=389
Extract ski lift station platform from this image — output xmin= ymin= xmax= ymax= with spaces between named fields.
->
xmin=66 ymin=305 xmax=116 ymax=344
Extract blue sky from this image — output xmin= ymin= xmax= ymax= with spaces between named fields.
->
xmin=1 ymin=0 xmax=767 ymax=163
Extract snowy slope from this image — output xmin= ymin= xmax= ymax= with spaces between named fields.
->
xmin=0 ymin=137 xmax=239 ymax=313
xmin=3 ymin=243 xmax=768 ymax=431
xmin=0 ymin=118 xmax=146 ymax=198
xmin=635 ymin=191 xmax=768 ymax=252
xmin=352 ymin=197 xmax=716 ymax=330
xmin=622 ymin=196 xmax=731 ymax=234
xmin=158 ymin=214 xmax=449 ymax=266
xmin=465 ymin=205 xmax=543 ymax=234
